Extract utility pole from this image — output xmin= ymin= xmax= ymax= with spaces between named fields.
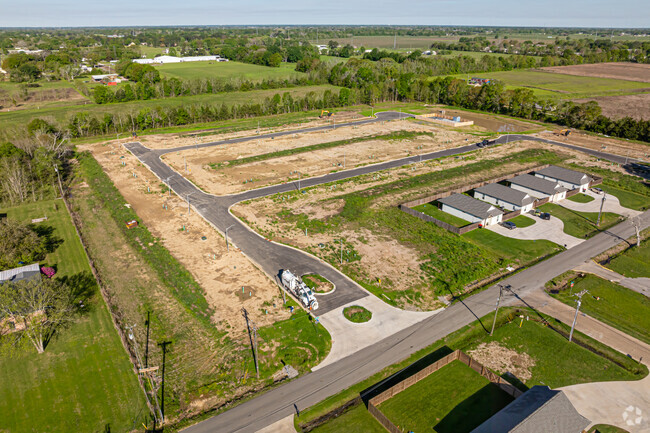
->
xmin=343 ymin=151 xmax=345 ymax=168
xmin=569 ymin=290 xmax=588 ymax=342
xmin=241 ymin=308 xmax=259 ymax=378
xmin=632 ymin=217 xmax=641 ymax=247
xmin=225 ymin=224 xmax=234 ymax=251
xmin=297 ymin=171 xmax=301 ymax=191
xmin=340 ymin=239 xmax=343 ymax=264
xmin=596 ymin=193 xmax=606 ymax=227
xmin=158 ymin=341 xmax=172 ymax=424
xmin=490 ymin=284 xmax=504 ymax=336
xmin=184 ymin=155 xmax=187 ymax=173
xmin=186 ymin=192 xmax=196 ymax=215
xmin=54 ymin=165 xmax=64 ymax=198
xmin=164 ymin=175 xmax=173 ymax=196
xmin=144 ymin=311 xmax=150 ymax=368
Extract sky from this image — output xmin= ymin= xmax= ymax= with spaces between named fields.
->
xmin=0 ymin=0 xmax=648 ymax=28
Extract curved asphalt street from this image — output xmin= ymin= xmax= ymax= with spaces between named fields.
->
xmin=122 ymin=112 xmax=648 ymax=432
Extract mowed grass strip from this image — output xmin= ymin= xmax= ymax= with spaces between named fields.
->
xmin=155 ymin=60 xmax=304 ymax=81
xmin=413 ymin=202 xmax=470 ymax=227
xmin=552 ymin=275 xmax=650 ymax=344
xmin=378 ymin=360 xmax=514 ymax=433
xmin=538 ymin=203 xmax=622 ymax=238
xmin=567 ymin=193 xmax=595 ymax=203
xmin=0 ymin=200 xmax=147 ymax=433
xmin=607 ymin=238 xmax=650 ymax=278
xmin=600 ymin=184 xmax=650 ymax=211
xmin=308 ymin=403 xmax=386 ymax=433
xmin=508 ymin=214 xmax=536 ymax=227
xmin=463 ymin=228 xmax=563 ymax=264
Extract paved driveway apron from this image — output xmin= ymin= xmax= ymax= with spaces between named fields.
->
xmin=488 ymin=214 xmax=583 ymax=248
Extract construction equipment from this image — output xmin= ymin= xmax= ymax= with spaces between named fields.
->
xmin=319 ymin=110 xmax=332 ymax=118
xmin=280 ymin=270 xmax=319 ymax=310
xmin=555 ymin=129 xmax=571 ymax=137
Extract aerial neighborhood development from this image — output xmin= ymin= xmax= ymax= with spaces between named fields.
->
xmin=0 ymin=6 xmax=649 ymax=433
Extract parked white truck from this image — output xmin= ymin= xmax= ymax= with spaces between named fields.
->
xmin=281 ymin=270 xmax=319 ymax=311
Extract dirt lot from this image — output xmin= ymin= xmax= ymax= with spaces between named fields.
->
xmin=162 ymin=120 xmax=477 ymax=195
xmin=468 ymin=341 xmax=535 ymax=382
xmin=79 ymin=141 xmax=289 ymax=335
xmin=573 ymin=93 xmax=650 ymax=121
xmin=136 ymin=111 xmax=366 ymax=150
xmin=427 ymin=106 xmax=542 ymax=133
xmin=542 ymin=63 xmax=650 ymax=83
xmin=537 ymin=129 xmax=650 ymax=161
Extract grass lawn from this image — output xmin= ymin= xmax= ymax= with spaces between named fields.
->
xmin=464 ymin=228 xmax=563 ymax=264
xmin=447 ymin=70 xmax=649 ymax=99
xmin=154 ymin=61 xmax=304 ymax=81
xmin=607 ymin=239 xmax=650 ymax=278
xmin=551 ymin=274 xmax=650 ymax=344
xmin=343 ymin=306 xmax=372 ymax=323
xmin=413 ymin=202 xmax=471 ymax=227
xmin=589 ymin=425 xmax=630 ymax=433
xmin=600 ymin=184 xmax=650 ymax=211
xmin=258 ymin=308 xmax=331 ymax=375
xmin=0 ymin=200 xmax=147 ymax=433
xmin=508 ymin=214 xmax=536 ymax=228
xmin=379 ymin=360 xmax=514 ymax=433
xmin=538 ymin=203 xmax=622 ymax=239
xmin=0 ymin=84 xmax=341 ymax=132
xmin=567 ymin=193 xmax=595 ymax=203
xmin=309 ymin=403 xmax=386 ymax=433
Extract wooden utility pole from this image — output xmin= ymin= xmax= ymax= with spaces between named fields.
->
xmin=490 ymin=285 xmax=503 ymax=336
xmin=596 ymin=193 xmax=606 ymax=226
xmin=158 ymin=341 xmax=172 ymax=424
xmin=241 ymin=308 xmax=260 ymax=378
xmin=145 ymin=311 xmax=150 ymax=368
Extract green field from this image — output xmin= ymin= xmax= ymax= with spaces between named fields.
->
xmin=0 ymin=200 xmax=147 ymax=433
xmin=379 ymin=360 xmax=514 ymax=433
xmin=567 ymin=193 xmax=595 ymax=203
xmin=537 ymin=203 xmax=622 ymax=238
xmin=0 ymin=84 xmax=341 ymax=132
xmin=449 ymin=70 xmax=650 ymax=99
xmin=413 ymin=202 xmax=471 ymax=227
xmin=309 ymin=404 xmax=386 ymax=433
xmin=552 ymin=274 xmax=650 ymax=344
xmin=155 ymin=61 xmax=305 ymax=81
xmin=600 ymin=185 xmax=650 ymax=211
xmin=464 ymin=228 xmax=563 ymax=263
xmin=607 ymin=238 xmax=650 ymax=278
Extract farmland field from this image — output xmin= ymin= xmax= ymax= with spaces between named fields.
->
xmin=0 ymin=84 xmax=342 ymax=133
xmin=573 ymin=93 xmax=650 ymax=120
xmin=542 ymin=62 xmax=650 ymax=83
xmin=0 ymin=200 xmax=147 ymax=433
xmin=448 ymin=69 xmax=650 ymax=99
xmin=154 ymin=60 xmax=305 ymax=81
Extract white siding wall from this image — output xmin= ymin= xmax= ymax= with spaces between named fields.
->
xmin=535 ymin=174 xmax=588 ymax=193
xmin=440 ymin=204 xmax=481 ymax=224
xmin=521 ymin=202 xmax=534 ymax=213
xmin=485 ymin=214 xmax=503 ymax=226
xmin=510 ymin=183 xmax=548 ymax=199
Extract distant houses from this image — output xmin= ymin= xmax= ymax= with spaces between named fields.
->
xmin=535 ymin=165 xmax=593 ymax=193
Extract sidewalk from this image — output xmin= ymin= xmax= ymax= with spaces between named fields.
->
xmin=574 ymin=260 xmax=650 ymax=297
xmin=520 ymin=290 xmax=650 ymax=362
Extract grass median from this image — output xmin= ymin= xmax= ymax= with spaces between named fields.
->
xmin=537 ymin=203 xmax=622 ymax=239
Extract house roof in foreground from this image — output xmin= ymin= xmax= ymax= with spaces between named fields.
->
xmin=474 ymin=183 xmax=535 ymax=207
xmin=509 ymin=174 xmax=568 ymax=195
xmin=438 ymin=193 xmax=504 ymax=219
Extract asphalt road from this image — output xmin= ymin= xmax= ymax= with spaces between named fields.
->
xmin=122 ymin=112 xmax=648 ymax=431
xmin=184 ymin=209 xmax=650 ymax=433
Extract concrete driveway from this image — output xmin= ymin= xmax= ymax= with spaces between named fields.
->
xmin=561 ymin=190 xmax=642 ymax=218
xmin=487 ymin=214 xmax=584 ymax=248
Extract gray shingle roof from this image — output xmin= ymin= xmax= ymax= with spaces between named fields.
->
xmin=438 ymin=193 xmax=503 ymax=219
xmin=474 ymin=183 xmax=534 ymax=207
xmin=509 ymin=174 xmax=568 ymax=195
xmin=471 ymin=386 xmax=590 ymax=433
xmin=0 ymin=263 xmax=41 ymax=284
xmin=536 ymin=165 xmax=592 ymax=186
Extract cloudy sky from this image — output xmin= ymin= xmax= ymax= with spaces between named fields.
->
xmin=0 ymin=0 xmax=647 ymax=28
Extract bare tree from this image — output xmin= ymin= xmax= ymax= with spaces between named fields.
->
xmin=0 ymin=278 xmax=80 ymax=354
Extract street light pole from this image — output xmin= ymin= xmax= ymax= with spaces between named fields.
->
xmin=569 ymin=290 xmax=588 ymax=342
xmin=225 ymin=225 xmax=234 ymax=251
xmin=53 ymin=165 xmax=64 ymax=198
xmin=597 ymin=193 xmax=606 ymax=227
xmin=340 ymin=239 xmax=343 ymax=264
xmin=490 ymin=284 xmax=503 ymax=336
xmin=186 ymin=192 xmax=196 ymax=214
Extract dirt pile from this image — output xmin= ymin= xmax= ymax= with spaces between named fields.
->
xmin=469 ymin=341 xmax=535 ymax=382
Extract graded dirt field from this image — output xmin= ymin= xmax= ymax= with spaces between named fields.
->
xmin=427 ymin=106 xmax=541 ymax=132
xmin=536 ymin=129 xmax=650 ymax=161
xmin=573 ymin=93 xmax=650 ymax=120
xmin=79 ymin=141 xmax=289 ymax=334
xmin=162 ymin=119 xmax=477 ymax=195
xmin=542 ymin=62 xmax=650 ymax=83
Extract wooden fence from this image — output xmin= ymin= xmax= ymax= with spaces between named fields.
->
xmin=367 ymin=350 xmax=524 ymax=432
